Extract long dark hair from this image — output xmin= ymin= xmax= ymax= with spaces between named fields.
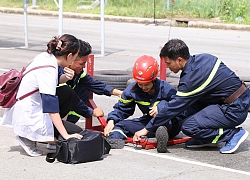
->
xmin=47 ymin=34 xmax=80 ymax=57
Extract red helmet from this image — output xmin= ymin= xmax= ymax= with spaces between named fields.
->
xmin=132 ymin=55 xmax=159 ymax=83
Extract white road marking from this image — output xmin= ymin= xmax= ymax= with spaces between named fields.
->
xmin=0 ymin=46 xmax=27 ymax=50
xmin=0 ymin=47 xmax=15 ymax=50
xmin=124 ymin=147 xmax=250 ymax=176
xmin=0 ymin=68 xmax=10 ymax=72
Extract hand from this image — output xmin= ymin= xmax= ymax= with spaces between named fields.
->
xmin=111 ymin=89 xmax=123 ymax=98
xmin=92 ymin=107 xmax=104 ymax=117
xmin=133 ymin=128 xmax=149 ymax=142
xmin=104 ymin=120 xmax=114 ymax=136
xmin=64 ymin=67 xmax=75 ymax=80
xmin=149 ymin=106 xmax=158 ymax=117
xmin=66 ymin=133 xmax=83 ymax=140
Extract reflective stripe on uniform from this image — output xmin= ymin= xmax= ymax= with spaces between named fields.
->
xmin=65 ymin=71 xmax=87 ymax=118
xmin=68 ymin=111 xmax=81 ymax=118
xmin=57 ymin=83 xmax=67 ymax=87
xmin=152 ymin=101 xmax=160 ymax=107
xmin=80 ymin=71 xmax=87 ymax=78
xmin=119 ymin=98 xmax=156 ymax=106
xmin=176 ymin=59 xmax=221 ymax=97
xmin=135 ymin=100 xmax=150 ymax=106
xmin=110 ymin=129 xmax=127 ymax=138
xmin=71 ymin=71 xmax=87 ymax=89
xmin=119 ymin=98 xmax=134 ymax=104
xmin=212 ymin=128 xmax=223 ymax=143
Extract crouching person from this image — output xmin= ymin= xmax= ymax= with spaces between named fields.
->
xmin=57 ymin=39 xmax=121 ymax=124
xmin=1 ymin=34 xmax=84 ymax=156
xmin=104 ymin=55 xmax=183 ymax=153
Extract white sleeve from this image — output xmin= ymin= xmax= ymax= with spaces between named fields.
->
xmin=35 ymin=67 xmax=58 ymax=95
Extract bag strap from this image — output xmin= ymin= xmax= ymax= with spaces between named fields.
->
xmin=22 ymin=65 xmax=55 ymax=76
xmin=46 ymin=142 xmax=62 ymax=163
xmin=17 ymin=89 xmax=39 ymax=101
xmin=17 ymin=65 xmax=56 ymax=101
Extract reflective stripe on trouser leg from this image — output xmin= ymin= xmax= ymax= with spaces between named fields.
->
xmin=212 ymin=128 xmax=223 ymax=143
xmin=109 ymin=129 xmax=127 ymax=139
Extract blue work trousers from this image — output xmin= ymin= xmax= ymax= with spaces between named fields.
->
xmin=109 ymin=118 xmax=182 ymax=140
xmin=182 ymin=90 xmax=250 ymax=143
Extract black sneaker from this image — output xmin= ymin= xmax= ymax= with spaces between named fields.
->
xmin=105 ymin=138 xmax=125 ymax=149
xmin=156 ymin=126 xmax=169 ymax=153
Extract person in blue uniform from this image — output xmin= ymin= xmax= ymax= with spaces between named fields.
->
xmin=104 ymin=55 xmax=183 ymax=153
xmin=58 ymin=40 xmax=122 ymax=124
xmin=134 ymin=39 xmax=250 ymax=154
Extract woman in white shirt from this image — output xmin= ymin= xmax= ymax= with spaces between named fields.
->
xmin=2 ymin=34 xmax=83 ymax=157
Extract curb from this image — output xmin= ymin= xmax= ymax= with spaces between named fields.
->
xmin=188 ymin=20 xmax=250 ymax=31
xmin=1 ymin=7 xmax=250 ymax=31
xmin=0 ymin=7 xmax=167 ymax=24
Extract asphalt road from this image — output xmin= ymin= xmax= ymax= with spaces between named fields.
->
xmin=0 ymin=12 xmax=250 ymax=180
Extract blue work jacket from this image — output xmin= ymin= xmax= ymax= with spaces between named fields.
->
xmin=58 ymin=67 xmax=114 ymax=103
xmin=147 ymin=53 xmax=250 ymax=131
xmin=107 ymin=78 xmax=177 ymax=130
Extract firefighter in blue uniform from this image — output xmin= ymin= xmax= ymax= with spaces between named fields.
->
xmin=104 ymin=55 xmax=183 ymax=152
xmin=134 ymin=39 xmax=250 ymax=154
xmin=58 ymin=40 xmax=122 ymax=123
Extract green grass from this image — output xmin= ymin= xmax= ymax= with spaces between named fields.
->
xmin=1 ymin=0 xmax=250 ymax=25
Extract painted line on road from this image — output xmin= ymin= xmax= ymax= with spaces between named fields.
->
xmin=0 ymin=46 xmax=27 ymax=50
xmin=0 ymin=68 xmax=10 ymax=72
xmin=0 ymin=47 xmax=15 ymax=50
xmin=124 ymin=147 xmax=250 ymax=176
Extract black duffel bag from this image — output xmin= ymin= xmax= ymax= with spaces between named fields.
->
xmin=46 ymin=129 xmax=111 ymax=164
